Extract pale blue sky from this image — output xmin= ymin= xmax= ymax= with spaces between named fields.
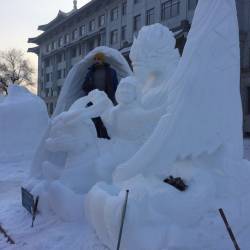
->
xmin=0 ymin=0 xmax=90 ymax=73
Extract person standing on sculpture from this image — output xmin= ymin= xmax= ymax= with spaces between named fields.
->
xmin=82 ymin=52 xmax=118 ymax=139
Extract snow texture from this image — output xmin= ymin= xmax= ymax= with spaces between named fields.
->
xmin=0 ymin=85 xmax=49 ymax=162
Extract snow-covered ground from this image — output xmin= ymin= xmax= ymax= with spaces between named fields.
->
xmin=0 ymin=86 xmax=107 ymax=250
xmin=0 ymin=140 xmax=249 ymax=250
xmin=0 ymin=158 xmax=107 ymax=250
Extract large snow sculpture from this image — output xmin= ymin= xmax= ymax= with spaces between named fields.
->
xmin=45 ymin=76 xmax=165 ymax=184
xmin=114 ymin=0 xmax=243 ymax=182
xmin=30 ymin=27 xmax=179 ymax=179
xmin=0 ymin=85 xmax=49 ymax=162
xmin=30 ymin=47 xmax=132 ymax=179
xmin=93 ymin=76 xmax=165 ymax=181
xmin=85 ymin=1 xmax=248 ymax=249
xmin=29 ymin=75 xmax=167 ymax=220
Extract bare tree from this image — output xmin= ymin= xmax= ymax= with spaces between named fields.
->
xmin=0 ymin=49 xmax=35 ymax=94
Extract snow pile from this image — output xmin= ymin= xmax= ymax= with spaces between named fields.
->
xmin=85 ymin=159 xmax=250 ymax=249
xmin=0 ymin=85 xmax=49 ymax=162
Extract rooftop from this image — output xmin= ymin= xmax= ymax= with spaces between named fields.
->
xmin=28 ymin=0 xmax=108 ymax=45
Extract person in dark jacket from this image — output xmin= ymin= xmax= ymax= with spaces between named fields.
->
xmin=82 ymin=52 xmax=119 ymax=139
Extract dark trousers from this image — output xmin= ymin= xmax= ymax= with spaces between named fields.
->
xmin=91 ymin=117 xmax=110 ymax=139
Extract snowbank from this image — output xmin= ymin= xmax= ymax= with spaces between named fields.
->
xmin=0 ymin=85 xmax=49 ymax=162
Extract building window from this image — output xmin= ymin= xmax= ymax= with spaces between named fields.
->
xmin=87 ymin=39 xmax=95 ymax=52
xmin=45 ymin=58 xmax=50 ymax=67
xmin=188 ymin=0 xmax=198 ymax=10
xmin=63 ymin=69 xmax=67 ymax=78
xmin=56 ymin=53 xmax=62 ymax=63
xmin=111 ymin=7 xmax=119 ymax=21
xmin=51 ymin=41 xmax=56 ymax=50
xmin=71 ymin=47 xmax=77 ymax=58
xmin=46 ymin=44 xmax=50 ymax=53
xmin=45 ymin=73 xmax=50 ymax=83
xmin=98 ymin=33 xmax=106 ymax=46
xmin=146 ymin=8 xmax=155 ymax=25
xmin=133 ymin=15 xmax=141 ymax=32
xmin=49 ymin=103 xmax=54 ymax=114
xmin=72 ymin=29 xmax=78 ymax=40
xmin=64 ymin=34 xmax=70 ymax=44
xmin=134 ymin=0 xmax=140 ymax=4
xmin=80 ymin=44 xmax=85 ymax=55
xmin=110 ymin=30 xmax=118 ymax=45
xmin=58 ymin=37 xmax=63 ymax=48
xmin=89 ymin=19 xmax=95 ymax=32
xmin=248 ymin=87 xmax=250 ymax=114
xmin=98 ymin=14 xmax=105 ymax=27
xmin=79 ymin=25 xmax=86 ymax=37
xmin=248 ymin=48 xmax=250 ymax=68
xmin=161 ymin=0 xmax=180 ymax=21
xmin=44 ymin=89 xmax=49 ymax=97
xmin=57 ymin=86 xmax=62 ymax=95
xmin=57 ymin=70 xmax=62 ymax=80
xmin=122 ymin=1 xmax=127 ymax=16
xmin=121 ymin=26 xmax=127 ymax=41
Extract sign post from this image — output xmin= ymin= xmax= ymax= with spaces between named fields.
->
xmin=219 ymin=208 xmax=240 ymax=250
xmin=116 ymin=190 xmax=129 ymax=250
xmin=21 ymin=187 xmax=39 ymax=227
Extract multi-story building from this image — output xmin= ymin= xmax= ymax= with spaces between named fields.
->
xmin=28 ymin=0 xmax=250 ymax=134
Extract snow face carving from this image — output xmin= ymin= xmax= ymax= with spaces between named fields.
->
xmin=130 ymin=23 xmax=180 ymax=109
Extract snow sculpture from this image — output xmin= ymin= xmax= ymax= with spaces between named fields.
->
xmin=114 ymin=0 xmax=243 ymax=182
xmin=43 ymin=108 xmax=99 ymax=194
xmin=54 ymin=46 xmax=132 ymax=115
xmin=131 ymin=23 xmax=180 ymax=109
xmin=85 ymin=1 xmax=248 ymax=249
xmin=30 ymin=47 xmax=132 ymax=179
xmin=29 ymin=99 xmax=100 ymax=221
xmin=29 ymin=74 xmax=166 ymax=220
xmin=0 ymin=85 xmax=49 ymax=162
xmin=94 ymin=76 xmax=165 ymax=180
xmin=103 ymin=77 xmax=165 ymax=141
xmin=44 ymin=76 xmax=165 ymax=184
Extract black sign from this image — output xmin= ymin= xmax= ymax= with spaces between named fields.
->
xmin=21 ymin=187 xmax=39 ymax=227
xmin=21 ymin=187 xmax=34 ymax=214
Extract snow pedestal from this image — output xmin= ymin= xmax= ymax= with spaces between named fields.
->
xmin=85 ymin=158 xmax=250 ymax=250
xmin=0 ymin=85 xmax=49 ymax=162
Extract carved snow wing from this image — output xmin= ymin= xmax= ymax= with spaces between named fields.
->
xmin=113 ymin=0 xmax=242 ymax=181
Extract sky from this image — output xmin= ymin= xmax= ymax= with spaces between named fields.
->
xmin=0 ymin=0 xmax=91 ymax=82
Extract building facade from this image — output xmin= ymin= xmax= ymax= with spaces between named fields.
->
xmin=28 ymin=0 xmax=250 ymax=134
